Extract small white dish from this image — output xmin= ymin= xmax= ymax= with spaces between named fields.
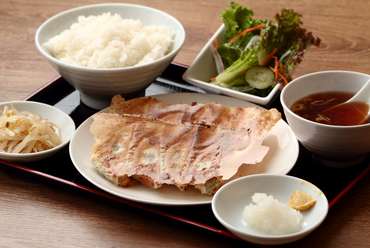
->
xmin=0 ymin=101 xmax=76 ymax=163
xmin=212 ymin=174 xmax=329 ymax=245
xmin=182 ymin=25 xmax=281 ymax=107
xmin=69 ymin=93 xmax=299 ymax=206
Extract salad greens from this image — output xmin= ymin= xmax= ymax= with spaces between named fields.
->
xmin=211 ymin=2 xmax=321 ymax=97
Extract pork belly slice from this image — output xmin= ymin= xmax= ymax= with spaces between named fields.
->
xmin=90 ymin=113 xmax=270 ymax=195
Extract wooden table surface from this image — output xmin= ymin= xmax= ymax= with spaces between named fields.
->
xmin=1 ymin=0 xmax=370 ymax=247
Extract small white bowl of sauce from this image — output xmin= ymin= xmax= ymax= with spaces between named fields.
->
xmin=280 ymin=70 xmax=370 ymax=167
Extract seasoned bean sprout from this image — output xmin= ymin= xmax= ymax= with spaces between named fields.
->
xmin=0 ymin=104 xmax=62 ymax=154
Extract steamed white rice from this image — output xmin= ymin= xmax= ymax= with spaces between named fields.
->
xmin=42 ymin=12 xmax=175 ymax=68
xmin=243 ymin=193 xmax=303 ymax=235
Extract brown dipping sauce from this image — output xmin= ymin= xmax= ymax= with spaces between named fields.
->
xmin=290 ymin=92 xmax=370 ymax=126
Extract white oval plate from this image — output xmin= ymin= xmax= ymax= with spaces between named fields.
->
xmin=69 ymin=93 xmax=299 ymax=206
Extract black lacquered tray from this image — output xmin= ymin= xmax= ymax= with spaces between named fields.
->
xmin=1 ymin=63 xmax=370 ymax=243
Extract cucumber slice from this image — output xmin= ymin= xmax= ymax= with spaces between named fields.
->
xmin=245 ymin=66 xmax=275 ymax=89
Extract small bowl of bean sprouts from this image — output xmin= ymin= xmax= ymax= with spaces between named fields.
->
xmin=0 ymin=101 xmax=75 ymax=163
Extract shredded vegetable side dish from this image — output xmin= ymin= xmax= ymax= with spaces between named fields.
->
xmin=0 ymin=104 xmax=62 ymax=154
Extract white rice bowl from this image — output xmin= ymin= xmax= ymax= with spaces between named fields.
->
xmin=35 ymin=3 xmax=186 ymax=110
xmin=42 ymin=12 xmax=175 ymax=68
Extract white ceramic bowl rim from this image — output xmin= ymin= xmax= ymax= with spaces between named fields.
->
xmin=212 ymin=174 xmax=329 ymax=240
xmin=35 ymin=3 xmax=186 ymax=71
xmin=0 ymin=101 xmax=75 ymax=158
xmin=281 ymin=70 xmax=370 ymax=129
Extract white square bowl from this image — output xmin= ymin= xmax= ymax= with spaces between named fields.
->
xmin=182 ymin=25 xmax=280 ymax=107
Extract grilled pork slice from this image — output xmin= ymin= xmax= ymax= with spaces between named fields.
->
xmin=90 ymin=113 xmax=274 ymax=194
